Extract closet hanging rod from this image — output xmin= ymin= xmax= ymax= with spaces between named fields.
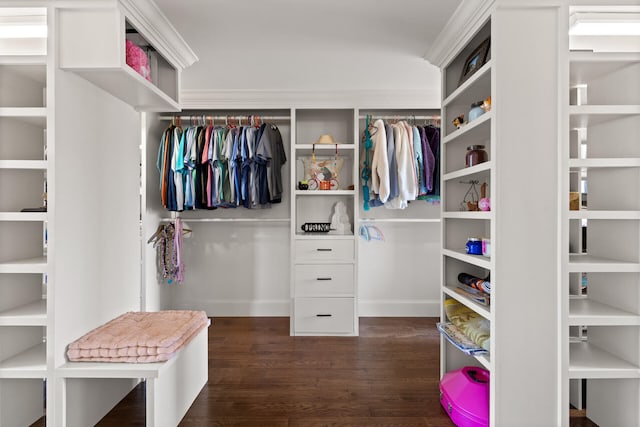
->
xmin=358 ymin=115 xmax=440 ymax=120
xmin=163 ymin=217 xmax=290 ymax=223
xmin=158 ymin=115 xmax=291 ymax=122
xmin=359 ymin=218 xmax=441 ymax=223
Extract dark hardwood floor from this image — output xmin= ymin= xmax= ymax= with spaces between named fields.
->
xmin=36 ymin=317 xmax=598 ymax=426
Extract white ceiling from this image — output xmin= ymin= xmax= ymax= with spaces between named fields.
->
xmin=154 ymin=0 xmax=461 ymax=92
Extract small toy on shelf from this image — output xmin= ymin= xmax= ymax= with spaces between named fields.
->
xmin=453 ymin=115 xmax=465 ymax=129
xmin=482 ymin=95 xmax=492 ymax=112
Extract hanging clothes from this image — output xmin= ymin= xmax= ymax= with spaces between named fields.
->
xmin=361 ymin=118 xmax=441 ymax=210
xmin=157 ymin=119 xmax=287 ymax=212
xmin=147 ymin=218 xmax=188 ymax=284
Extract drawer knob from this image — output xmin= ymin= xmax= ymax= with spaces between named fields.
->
xmin=316 ymin=314 xmax=333 ymax=317
xmin=316 ymin=277 xmax=332 ymax=281
xmin=316 ymin=248 xmax=332 ymax=252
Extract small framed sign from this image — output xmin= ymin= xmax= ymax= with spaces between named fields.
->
xmin=459 ymin=38 xmax=490 ymax=86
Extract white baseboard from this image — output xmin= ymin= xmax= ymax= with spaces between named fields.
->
xmin=170 ymin=299 xmax=440 ymax=318
xmin=358 ymin=299 xmax=440 ymax=317
xmin=170 ymin=299 xmax=290 ymax=317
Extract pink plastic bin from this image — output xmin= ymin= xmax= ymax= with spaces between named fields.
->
xmin=440 ymin=366 xmax=489 ymax=427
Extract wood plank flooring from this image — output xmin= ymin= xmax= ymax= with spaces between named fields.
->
xmin=35 ymin=317 xmax=598 ymax=426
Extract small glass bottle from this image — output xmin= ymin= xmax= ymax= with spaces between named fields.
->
xmin=465 ymin=145 xmax=488 ymax=167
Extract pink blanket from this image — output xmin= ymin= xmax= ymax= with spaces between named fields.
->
xmin=66 ymin=310 xmax=209 ymax=363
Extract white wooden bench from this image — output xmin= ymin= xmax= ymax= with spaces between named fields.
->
xmin=55 ymin=320 xmax=209 ymax=427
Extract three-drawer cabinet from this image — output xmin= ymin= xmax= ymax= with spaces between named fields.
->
xmin=292 ymin=237 xmax=356 ymax=335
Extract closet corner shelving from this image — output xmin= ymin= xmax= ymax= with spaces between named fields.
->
xmin=438 ymin=4 xmax=566 ymax=425
xmin=290 ymin=108 xmax=359 ymax=336
xmin=563 ymin=38 xmax=640 ymax=426
xmin=0 ymin=32 xmax=49 ymax=426
xmin=57 ymin=0 xmax=197 ymax=112
xmin=439 ymin=17 xmax=493 ymax=398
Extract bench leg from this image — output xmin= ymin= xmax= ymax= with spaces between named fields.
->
xmin=146 ymin=328 xmax=208 ymax=427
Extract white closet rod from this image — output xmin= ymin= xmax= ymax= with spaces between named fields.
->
xmin=164 ymin=217 xmax=290 ymax=223
xmin=358 ymin=115 xmax=440 ymax=120
xmin=359 ymin=218 xmax=441 ymax=223
xmin=158 ymin=115 xmax=290 ymax=122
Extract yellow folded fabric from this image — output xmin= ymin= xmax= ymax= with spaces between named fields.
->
xmin=444 ymin=299 xmax=490 ymax=351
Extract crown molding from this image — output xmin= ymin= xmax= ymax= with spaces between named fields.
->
xmin=180 ymin=89 xmax=442 ymax=110
xmin=118 ymin=0 xmax=198 ymax=70
xmin=425 ymin=0 xmax=495 ymax=68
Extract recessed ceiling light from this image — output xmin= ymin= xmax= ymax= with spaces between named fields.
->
xmin=0 ymin=24 xmax=47 ymax=39
xmin=569 ymin=12 xmax=640 ymax=36
xmin=0 ymin=8 xmax=46 ymax=38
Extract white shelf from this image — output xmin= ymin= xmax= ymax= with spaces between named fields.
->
xmin=166 ymin=217 xmax=289 ymax=223
xmin=569 ymin=299 xmax=640 ymax=326
xmin=442 ymin=211 xmax=491 ymax=220
xmin=442 ymin=111 xmax=492 ymax=144
xmin=569 ymin=342 xmax=640 ymax=379
xmin=67 ymin=66 xmax=180 ymax=112
xmin=569 ymin=105 xmax=640 ymax=128
xmin=442 ymin=248 xmax=491 ymax=270
xmin=568 ymin=254 xmax=640 ymax=273
xmin=0 ymin=212 xmax=47 ymax=222
xmin=443 ymin=60 xmax=492 ymax=108
xmin=0 ymin=107 xmax=47 ymax=121
xmin=295 ymin=233 xmax=354 ymax=240
xmin=0 ymin=55 xmax=47 ymax=65
xmin=359 ymin=218 xmax=441 ymax=223
xmin=0 ymin=343 xmax=46 ymax=379
xmin=0 ymin=300 xmax=46 ymax=326
xmin=569 ymin=158 xmax=640 ymax=169
xmin=443 ymin=161 xmax=492 ymax=182
xmin=568 ymin=210 xmax=640 ymax=220
xmin=295 ymin=190 xmax=355 ymax=196
xmin=475 ymin=354 xmax=491 ymax=371
xmin=570 ymin=51 xmax=640 ymax=86
xmin=0 ymin=160 xmax=47 ymax=170
xmin=443 ymin=285 xmax=492 ymax=321
xmin=295 ymin=144 xmax=355 ymax=150
xmin=0 ymin=257 xmax=47 ymax=274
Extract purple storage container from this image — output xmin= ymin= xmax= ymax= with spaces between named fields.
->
xmin=440 ymin=366 xmax=489 ymax=427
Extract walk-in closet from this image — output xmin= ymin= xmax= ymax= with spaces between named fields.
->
xmin=0 ymin=1 xmax=638 ymax=426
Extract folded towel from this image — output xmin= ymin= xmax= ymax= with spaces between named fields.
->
xmin=444 ymin=299 xmax=490 ymax=351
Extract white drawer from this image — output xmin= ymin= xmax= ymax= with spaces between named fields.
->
xmin=294 ymin=264 xmax=354 ymax=296
xmin=294 ymin=239 xmax=354 ymax=262
xmin=294 ymin=297 xmax=355 ymax=334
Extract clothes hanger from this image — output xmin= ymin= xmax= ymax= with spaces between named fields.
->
xmin=359 ymin=224 xmax=385 ymax=242
xmin=146 ymin=224 xmax=165 ymax=244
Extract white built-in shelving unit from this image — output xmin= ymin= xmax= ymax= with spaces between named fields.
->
xmin=439 ymin=12 xmax=493 ymax=400
xmin=290 ymin=108 xmax=359 ymax=335
xmin=0 ymin=1 xmax=196 ymax=426
xmin=0 ymin=20 xmax=50 ymax=425
xmin=563 ymin=39 xmax=640 ymax=425
xmin=432 ymin=3 xmax=563 ymax=425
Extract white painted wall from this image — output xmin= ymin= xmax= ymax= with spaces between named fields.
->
xmin=142 ymin=1 xmax=454 ymax=317
xmin=144 ymin=118 xmax=292 ymax=316
xmin=154 ymin=0 xmax=455 ymax=106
